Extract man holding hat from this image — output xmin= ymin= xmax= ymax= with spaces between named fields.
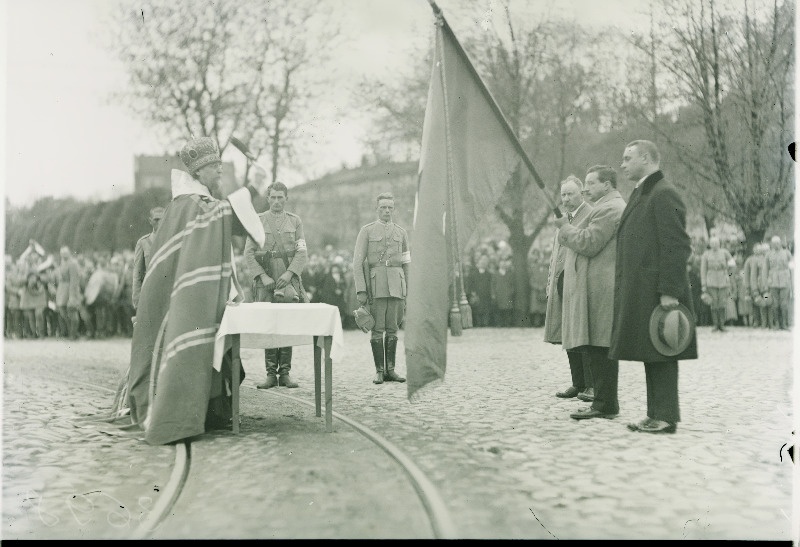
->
xmin=353 ymin=192 xmax=411 ymax=384
xmin=611 ymin=140 xmax=697 ymax=434
xmin=132 ymin=206 xmax=165 ymax=311
xmin=122 ymin=136 xmax=268 ymax=445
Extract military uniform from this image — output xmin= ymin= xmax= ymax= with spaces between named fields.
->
xmin=132 ymin=232 xmax=156 ymax=310
xmin=353 ymin=219 xmax=411 ymax=383
xmin=244 ymin=210 xmax=308 ymax=387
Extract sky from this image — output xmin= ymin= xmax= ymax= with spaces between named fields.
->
xmin=0 ymin=0 xmax=655 ymax=209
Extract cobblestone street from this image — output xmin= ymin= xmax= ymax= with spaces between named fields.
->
xmin=2 ymin=326 xmax=795 ymax=540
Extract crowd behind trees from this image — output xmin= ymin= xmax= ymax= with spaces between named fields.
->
xmin=7 ymin=227 xmax=792 ymax=341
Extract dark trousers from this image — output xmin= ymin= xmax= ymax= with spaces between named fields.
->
xmin=644 ymin=361 xmax=680 ymax=423
xmin=584 ymin=345 xmax=619 ymax=414
xmin=566 ymin=349 xmax=592 ymax=391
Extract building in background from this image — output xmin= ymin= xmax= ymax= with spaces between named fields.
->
xmin=134 ymin=154 xmax=236 ymax=195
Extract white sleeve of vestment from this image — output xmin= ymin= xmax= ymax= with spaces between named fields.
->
xmin=227 ymin=187 xmax=266 ymax=248
xmin=228 ymin=245 xmax=246 ymax=304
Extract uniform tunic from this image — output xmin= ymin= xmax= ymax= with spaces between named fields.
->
xmin=243 ymin=210 xmax=308 ymax=302
xmin=352 ymin=220 xmax=411 ymax=337
xmin=132 ymin=232 xmax=156 ymax=309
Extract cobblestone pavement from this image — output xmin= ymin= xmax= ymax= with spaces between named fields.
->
xmin=2 ymin=327 xmax=796 ymax=540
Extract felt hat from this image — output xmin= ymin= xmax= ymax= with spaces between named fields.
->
xmin=649 ymin=303 xmax=695 ymax=357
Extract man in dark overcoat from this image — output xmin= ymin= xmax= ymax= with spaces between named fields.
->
xmin=609 ymin=140 xmax=698 ymax=434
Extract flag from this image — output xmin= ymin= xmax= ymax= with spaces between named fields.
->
xmin=405 ymin=11 xmax=532 ymax=400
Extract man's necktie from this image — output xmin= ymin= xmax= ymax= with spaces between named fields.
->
xmin=567 ymin=212 xmax=574 ymax=222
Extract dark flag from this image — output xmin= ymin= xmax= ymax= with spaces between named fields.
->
xmin=406 ymin=5 xmax=556 ymax=400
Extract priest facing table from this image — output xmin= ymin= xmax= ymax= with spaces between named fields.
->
xmin=213 ymin=302 xmax=345 ymax=433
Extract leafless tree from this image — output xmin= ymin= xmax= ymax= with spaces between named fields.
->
xmin=625 ymin=0 xmax=794 ymax=249
xmin=107 ymin=0 xmax=341 ymax=182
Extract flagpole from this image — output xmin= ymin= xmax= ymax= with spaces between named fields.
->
xmin=426 ymin=0 xmax=562 ymax=218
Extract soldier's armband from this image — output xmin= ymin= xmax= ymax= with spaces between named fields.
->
xmin=295 ymin=239 xmax=307 ymax=251
xmin=401 ymin=251 xmax=411 ymax=264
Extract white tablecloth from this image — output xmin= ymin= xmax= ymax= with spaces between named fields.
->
xmin=213 ymin=302 xmax=345 ymax=371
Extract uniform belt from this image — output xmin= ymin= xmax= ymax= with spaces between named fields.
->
xmin=257 ymin=250 xmax=295 ymax=259
xmin=370 ymin=260 xmax=401 ymax=267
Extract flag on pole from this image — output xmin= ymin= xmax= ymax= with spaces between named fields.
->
xmin=405 ymin=7 xmax=535 ymax=401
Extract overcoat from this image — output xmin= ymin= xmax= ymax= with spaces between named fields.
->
xmin=608 ymin=171 xmax=698 ymax=362
xmin=559 ymin=190 xmax=626 ymax=350
xmin=543 ymin=201 xmax=591 ymax=344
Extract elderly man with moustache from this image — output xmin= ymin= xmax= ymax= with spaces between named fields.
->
xmin=545 ymin=175 xmax=594 ymax=401
xmin=553 ymin=166 xmax=626 ymax=421
xmin=610 ymin=140 xmax=697 ymax=434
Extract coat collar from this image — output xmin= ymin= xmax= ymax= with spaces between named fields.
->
xmin=593 ymin=189 xmax=623 ymax=207
xmin=639 ymin=170 xmax=664 ymax=194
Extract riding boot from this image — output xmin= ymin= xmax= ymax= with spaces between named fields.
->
xmin=257 ymin=348 xmax=279 ymax=389
xmin=370 ymin=337 xmax=385 ymax=384
xmin=278 ymin=347 xmax=298 ymax=388
xmin=383 ymin=335 xmax=405 ymax=382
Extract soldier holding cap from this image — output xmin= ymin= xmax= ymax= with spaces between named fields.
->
xmin=353 ymin=192 xmax=411 ymax=384
xmin=243 ymin=171 xmax=308 ymax=390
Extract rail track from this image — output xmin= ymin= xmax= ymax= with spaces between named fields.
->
xmin=57 ymin=376 xmax=457 ymax=539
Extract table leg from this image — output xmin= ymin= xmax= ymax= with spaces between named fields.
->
xmin=313 ymin=336 xmax=322 ymax=418
xmin=231 ymin=334 xmax=240 ymax=434
xmin=324 ymin=336 xmax=333 ymax=433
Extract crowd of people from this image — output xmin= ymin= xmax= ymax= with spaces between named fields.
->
xmin=3 ymin=241 xmax=367 ymax=341
xmin=687 ymin=235 xmax=794 ymax=331
xmin=7 ymin=231 xmax=792 ymax=343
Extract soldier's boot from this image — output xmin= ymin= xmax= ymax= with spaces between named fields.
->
xmin=383 ymin=335 xmax=405 ymax=383
xmin=257 ymin=348 xmax=279 ymax=389
xmin=278 ymin=347 xmax=299 ymax=388
xmin=370 ymin=338 xmax=385 ymax=384
xmin=781 ymin=306 xmax=790 ymax=330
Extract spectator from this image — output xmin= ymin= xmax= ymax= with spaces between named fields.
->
xmin=55 ymin=246 xmax=82 ymax=340
xmin=701 ymin=236 xmax=734 ymax=332
xmin=765 ymin=235 xmax=793 ymax=330
xmin=318 ymin=261 xmax=349 ymax=327
xmin=491 ymin=257 xmax=515 ymax=327
xmin=466 ymin=255 xmax=493 ymax=327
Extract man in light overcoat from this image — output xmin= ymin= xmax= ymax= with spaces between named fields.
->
xmin=544 ymin=176 xmax=593 ymax=400
xmin=554 ymin=165 xmax=626 ymax=420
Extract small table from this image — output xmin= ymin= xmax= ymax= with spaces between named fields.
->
xmin=213 ymin=302 xmax=345 ymax=433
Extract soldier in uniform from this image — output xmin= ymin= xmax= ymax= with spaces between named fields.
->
xmin=353 ymin=192 xmax=411 ymax=384
xmin=244 ymin=175 xmax=308 ymax=389
xmin=132 ymin=206 xmax=165 ymax=311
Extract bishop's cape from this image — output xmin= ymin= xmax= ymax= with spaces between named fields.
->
xmin=122 ymin=170 xmax=264 ymax=445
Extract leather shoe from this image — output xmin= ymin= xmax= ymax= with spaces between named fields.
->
xmin=373 ymin=372 xmax=384 ymax=384
xmin=384 ymin=370 xmax=406 ymax=383
xmin=278 ymin=374 xmax=299 ymax=388
xmin=570 ymin=407 xmax=617 ymax=420
xmin=257 ymin=375 xmax=278 ymax=389
xmin=627 ymin=418 xmax=676 ymax=434
xmin=577 ymin=388 xmax=595 ymax=402
xmin=556 ymin=386 xmax=580 ymax=398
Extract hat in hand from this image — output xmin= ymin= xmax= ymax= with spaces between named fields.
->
xmin=353 ymin=306 xmax=375 ymax=333
xmin=649 ymin=303 xmax=695 ymax=357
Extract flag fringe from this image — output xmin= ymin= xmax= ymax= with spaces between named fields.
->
xmin=449 ymin=304 xmax=462 ymax=336
xmin=459 ymin=294 xmax=472 ymax=329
